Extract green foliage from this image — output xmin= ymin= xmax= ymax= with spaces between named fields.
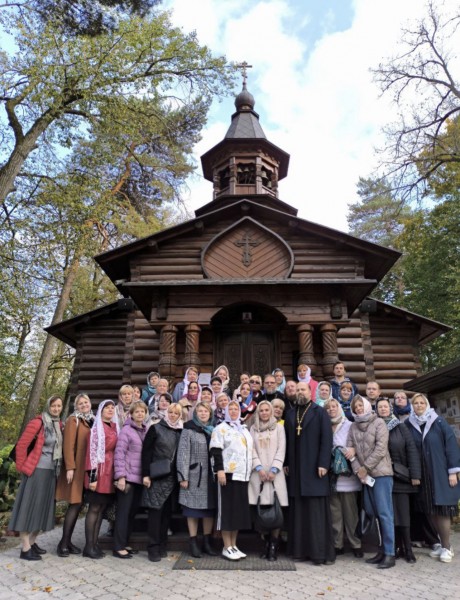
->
xmin=349 ymin=177 xmax=459 ymax=371
xmin=0 ymin=8 xmax=235 ymax=424
xmin=0 ymin=444 xmax=20 ymax=513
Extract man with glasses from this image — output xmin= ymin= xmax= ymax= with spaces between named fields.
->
xmin=261 ymin=374 xmax=285 ymax=402
xmin=248 ymin=375 xmax=264 ymax=404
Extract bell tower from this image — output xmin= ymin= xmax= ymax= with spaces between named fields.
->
xmin=200 ymin=64 xmax=290 ymax=202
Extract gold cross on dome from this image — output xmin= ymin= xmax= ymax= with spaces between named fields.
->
xmin=236 ymin=61 xmax=253 ymax=85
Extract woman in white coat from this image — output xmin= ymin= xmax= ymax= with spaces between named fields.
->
xmin=249 ymin=400 xmax=288 ymax=561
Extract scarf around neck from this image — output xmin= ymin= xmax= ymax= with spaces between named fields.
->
xmin=41 ymin=397 xmax=63 ymax=468
xmin=253 ymin=400 xmax=278 ymax=432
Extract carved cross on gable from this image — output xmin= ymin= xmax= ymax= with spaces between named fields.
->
xmin=234 ymin=231 xmax=260 ymax=266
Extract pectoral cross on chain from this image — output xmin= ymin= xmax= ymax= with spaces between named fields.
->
xmin=234 ymin=232 xmax=260 ymax=266
xmin=296 ymin=423 xmax=302 ymax=436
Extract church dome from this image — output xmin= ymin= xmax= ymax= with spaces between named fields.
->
xmin=235 ymin=82 xmax=255 ymax=111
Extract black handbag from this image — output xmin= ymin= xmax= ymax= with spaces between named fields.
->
xmin=393 ymin=462 xmax=411 ymax=483
xmin=9 ymin=423 xmax=43 ymax=463
xmin=149 ymin=458 xmax=172 ymax=480
xmin=356 ymin=508 xmax=382 ymax=546
xmin=253 ymin=481 xmax=284 ymax=532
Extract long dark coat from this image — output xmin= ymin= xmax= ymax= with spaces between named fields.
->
xmin=284 ymin=403 xmax=332 ymax=497
xmin=387 ymin=423 xmax=421 ymax=494
xmin=141 ymin=420 xmax=181 ymax=509
xmin=405 ymin=415 xmax=460 ymax=506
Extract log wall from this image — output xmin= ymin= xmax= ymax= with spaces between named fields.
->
xmin=69 ymin=311 xmax=130 ymax=404
xmin=69 ymin=307 xmax=425 ymax=403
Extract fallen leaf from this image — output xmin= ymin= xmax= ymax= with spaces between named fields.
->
xmin=327 ymin=587 xmax=333 ymax=591
xmin=187 ymin=559 xmax=194 ymax=563
xmin=43 ymin=587 xmax=53 ymax=593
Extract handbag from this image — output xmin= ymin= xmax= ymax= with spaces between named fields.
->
xmin=253 ymin=482 xmax=284 ymax=532
xmin=393 ymin=462 xmax=411 ymax=483
xmin=9 ymin=423 xmax=43 ymax=463
xmin=356 ymin=508 xmax=382 ymax=546
xmin=149 ymin=458 xmax=172 ymax=480
xmin=331 ymin=446 xmax=351 ymax=476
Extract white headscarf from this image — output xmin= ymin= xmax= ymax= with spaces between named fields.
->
xmin=89 ymin=400 xmax=119 ymax=471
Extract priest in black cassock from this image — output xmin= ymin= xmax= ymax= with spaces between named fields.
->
xmin=284 ymin=381 xmax=335 ymax=564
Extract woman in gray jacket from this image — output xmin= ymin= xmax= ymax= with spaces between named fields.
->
xmin=177 ymin=402 xmax=217 ymax=558
xmin=345 ymin=395 xmax=395 ymax=569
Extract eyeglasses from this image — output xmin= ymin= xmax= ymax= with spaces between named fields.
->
xmin=249 ymin=380 xmax=260 ymax=384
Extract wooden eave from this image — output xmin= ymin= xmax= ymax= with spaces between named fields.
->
xmin=95 ymin=199 xmax=401 ymax=285
xmin=121 ymin=279 xmax=377 ymax=323
xmin=45 ymin=299 xmax=134 ymax=347
xmin=200 ymin=137 xmax=290 ymax=181
xmin=404 ymin=359 xmax=460 ymax=394
xmin=373 ymin=299 xmax=452 ymax=345
xmin=195 ymin=193 xmax=298 ymax=218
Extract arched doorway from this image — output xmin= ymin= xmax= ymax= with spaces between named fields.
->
xmin=212 ymin=303 xmax=286 ymax=390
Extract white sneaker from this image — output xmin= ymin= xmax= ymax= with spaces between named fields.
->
xmin=440 ymin=547 xmax=454 ymax=563
xmin=222 ymin=547 xmax=240 ymax=561
xmin=232 ymin=546 xmax=247 ymax=559
xmin=429 ymin=543 xmax=442 ymax=558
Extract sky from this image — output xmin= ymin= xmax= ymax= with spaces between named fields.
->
xmin=164 ymin=0 xmax=449 ymax=232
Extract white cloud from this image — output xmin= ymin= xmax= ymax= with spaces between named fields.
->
xmin=167 ymin=0 xmax=453 ymax=232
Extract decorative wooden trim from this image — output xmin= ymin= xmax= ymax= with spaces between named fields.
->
xmin=320 ymin=324 xmax=339 ymax=377
xmin=184 ymin=325 xmax=201 ymax=369
xmin=201 ymin=216 xmax=294 ymax=280
xmin=159 ymin=325 xmax=178 ymax=381
xmin=296 ymin=324 xmax=317 ymax=368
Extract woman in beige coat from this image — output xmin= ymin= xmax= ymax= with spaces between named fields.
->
xmin=249 ymin=401 xmax=288 ymax=561
xmin=55 ymin=393 xmax=94 ymax=557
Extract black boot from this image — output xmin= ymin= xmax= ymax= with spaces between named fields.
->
xmin=365 ymin=549 xmax=385 ymax=564
xmin=148 ymin=544 xmax=161 ymax=562
xmin=401 ymin=527 xmax=416 ymax=563
xmin=189 ymin=536 xmax=202 ymax=558
xmin=377 ymin=555 xmax=396 ymax=569
xmin=260 ymin=535 xmax=270 ymax=559
xmin=394 ymin=526 xmax=403 ymax=559
xmin=203 ymin=535 xmax=218 ymax=556
xmin=267 ymin=539 xmax=278 ymax=562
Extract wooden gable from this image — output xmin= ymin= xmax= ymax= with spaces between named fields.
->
xmin=202 ymin=217 xmax=293 ymax=279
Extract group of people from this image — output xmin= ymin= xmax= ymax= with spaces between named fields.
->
xmin=9 ymin=361 xmax=460 ymax=569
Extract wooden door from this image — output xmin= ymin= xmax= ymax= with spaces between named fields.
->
xmin=216 ymin=329 xmax=276 ymax=390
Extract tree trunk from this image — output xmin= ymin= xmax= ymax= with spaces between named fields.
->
xmin=20 ymin=255 xmax=81 ymax=431
xmin=0 ymin=114 xmax=54 ymax=204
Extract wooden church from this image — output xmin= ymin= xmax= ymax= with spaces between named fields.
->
xmin=48 ymin=81 xmax=450 ymax=401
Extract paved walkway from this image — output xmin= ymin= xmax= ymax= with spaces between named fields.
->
xmin=0 ymin=522 xmax=459 ymax=600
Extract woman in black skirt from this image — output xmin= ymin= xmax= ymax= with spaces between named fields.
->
xmin=9 ymin=395 xmax=63 ymax=560
xmin=376 ymin=398 xmax=421 ymax=562
xmin=209 ymin=400 xmax=253 ymax=561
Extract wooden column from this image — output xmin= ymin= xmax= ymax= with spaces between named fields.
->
xmin=296 ymin=324 xmax=317 ymax=370
xmin=184 ymin=324 xmax=201 ymax=369
xmin=159 ymin=325 xmax=178 ymax=382
xmin=320 ymin=324 xmax=339 ymax=378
